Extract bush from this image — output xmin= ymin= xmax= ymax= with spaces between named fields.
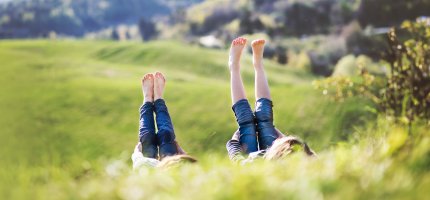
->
xmin=332 ymin=54 xmax=386 ymax=77
xmin=382 ymin=19 xmax=430 ymax=122
xmin=315 ymin=19 xmax=430 ymax=124
xmin=287 ymin=51 xmax=312 ymax=71
xmin=332 ymin=54 xmax=357 ymax=77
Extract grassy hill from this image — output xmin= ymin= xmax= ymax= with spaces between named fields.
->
xmin=0 ymin=40 xmax=428 ymax=199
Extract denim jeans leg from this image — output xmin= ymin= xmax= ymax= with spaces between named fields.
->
xmin=154 ymin=99 xmax=179 ymax=158
xmin=232 ymin=99 xmax=258 ymax=153
xmin=255 ymin=98 xmax=277 ymax=150
xmin=139 ymin=102 xmax=158 ymax=158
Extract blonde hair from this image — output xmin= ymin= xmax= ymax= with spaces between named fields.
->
xmin=264 ymin=136 xmax=316 ymax=160
xmin=157 ymin=154 xmax=197 ymax=169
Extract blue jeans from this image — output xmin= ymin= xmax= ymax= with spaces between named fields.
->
xmin=232 ymin=98 xmax=277 ymax=153
xmin=255 ymin=98 xmax=277 ymax=150
xmin=232 ymin=99 xmax=258 ymax=153
xmin=139 ymin=99 xmax=178 ymax=159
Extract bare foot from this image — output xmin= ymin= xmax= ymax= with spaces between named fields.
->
xmin=229 ymin=37 xmax=247 ymax=72
xmin=154 ymin=72 xmax=166 ymax=100
xmin=251 ymin=39 xmax=265 ymax=69
xmin=141 ymin=73 xmax=154 ymax=103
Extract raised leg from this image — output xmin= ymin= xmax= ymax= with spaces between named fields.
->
xmin=139 ymin=74 xmax=157 ymax=158
xmin=153 ymin=72 xmax=179 ymax=159
xmin=251 ymin=40 xmax=277 ymax=149
xmin=229 ymin=37 xmax=248 ymax=104
xmin=229 ymin=37 xmax=258 ymax=153
xmin=252 ymin=39 xmax=271 ymax=100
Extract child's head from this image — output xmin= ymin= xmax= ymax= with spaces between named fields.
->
xmin=157 ymin=154 xmax=197 ymax=169
xmin=264 ymin=136 xmax=316 ymax=160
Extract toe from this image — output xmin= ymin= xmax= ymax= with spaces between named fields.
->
xmin=142 ymin=74 xmax=148 ymax=82
xmin=252 ymin=39 xmax=264 ymax=46
xmin=240 ymin=38 xmax=247 ymax=45
xmin=159 ymin=73 xmax=165 ymax=81
xmin=155 ymin=72 xmax=165 ymax=81
xmin=232 ymin=39 xmax=238 ymax=45
xmin=232 ymin=37 xmax=245 ymax=45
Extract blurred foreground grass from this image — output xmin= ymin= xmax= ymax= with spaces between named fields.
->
xmin=0 ymin=40 xmax=428 ymax=199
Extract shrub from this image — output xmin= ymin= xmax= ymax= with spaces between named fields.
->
xmin=332 ymin=54 xmax=386 ymax=77
xmin=332 ymin=54 xmax=357 ymax=77
xmin=287 ymin=51 xmax=312 ymax=71
xmin=382 ymin=19 xmax=430 ymax=122
xmin=315 ymin=19 xmax=430 ymax=124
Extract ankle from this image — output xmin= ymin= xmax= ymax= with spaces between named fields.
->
xmin=230 ymin=69 xmax=241 ymax=75
xmin=144 ymin=97 xmax=153 ymax=103
xmin=229 ymin=61 xmax=240 ymax=68
xmin=253 ymin=63 xmax=264 ymax=71
xmin=252 ymin=55 xmax=264 ymax=63
xmin=229 ymin=63 xmax=241 ymax=71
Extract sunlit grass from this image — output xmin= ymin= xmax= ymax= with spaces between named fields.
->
xmin=0 ymin=40 xmax=427 ymax=199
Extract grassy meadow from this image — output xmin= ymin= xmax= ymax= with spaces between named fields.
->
xmin=0 ymin=40 xmax=428 ymax=199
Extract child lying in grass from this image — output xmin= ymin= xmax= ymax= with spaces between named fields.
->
xmin=131 ymin=72 xmax=196 ymax=169
xmin=226 ymin=37 xmax=316 ymax=164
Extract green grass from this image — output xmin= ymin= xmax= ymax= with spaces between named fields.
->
xmin=0 ymin=40 xmax=428 ymax=199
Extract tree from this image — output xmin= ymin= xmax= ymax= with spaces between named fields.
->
xmin=238 ymin=9 xmax=264 ymax=35
xmin=358 ymin=0 xmax=430 ymax=27
xmin=138 ymin=17 xmax=157 ymax=41
xmin=283 ymin=1 xmax=332 ymax=36
xmin=111 ymin=28 xmax=119 ymax=40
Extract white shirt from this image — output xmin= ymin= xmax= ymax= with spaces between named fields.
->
xmin=131 ymin=151 xmax=160 ymax=169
